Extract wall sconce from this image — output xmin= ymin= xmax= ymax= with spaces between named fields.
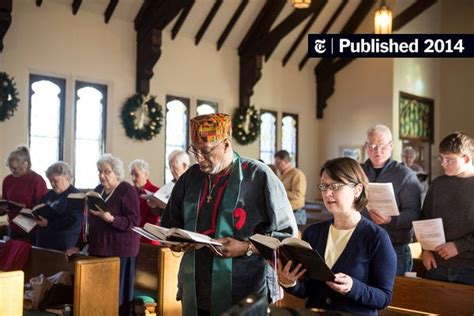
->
xmin=374 ymin=1 xmax=392 ymax=34
xmin=292 ymin=0 xmax=311 ymax=9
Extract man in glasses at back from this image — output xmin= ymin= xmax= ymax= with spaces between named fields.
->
xmin=161 ymin=113 xmax=297 ymax=316
xmin=362 ymin=124 xmax=422 ymax=276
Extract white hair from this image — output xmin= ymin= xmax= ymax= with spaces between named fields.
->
xmin=367 ymin=124 xmax=392 ymax=141
xmin=402 ymin=146 xmax=417 ymax=158
xmin=128 ymin=159 xmax=150 ymax=173
xmin=45 ymin=161 xmax=73 ymax=182
xmin=97 ymin=153 xmax=125 ymax=181
xmin=168 ymin=150 xmax=190 ymax=166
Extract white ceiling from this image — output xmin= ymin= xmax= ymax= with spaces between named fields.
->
xmin=43 ymin=0 xmax=417 ymax=69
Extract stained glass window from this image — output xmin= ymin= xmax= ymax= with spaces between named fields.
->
xmin=259 ymin=111 xmax=277 ymax=164
xmin=282 ymin=113 xmax=298 ymax=166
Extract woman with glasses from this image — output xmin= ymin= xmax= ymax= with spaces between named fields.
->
xmin=421 ymin=131 xmax=474 ymax=285
xmin=277 ymin=157 xmax=396 ymax=315
xmin=1 ymin=145 xmax=48 ymax=243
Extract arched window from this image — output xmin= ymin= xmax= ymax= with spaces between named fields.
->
xmin=282 ymin=113 xmax=299 ymax=166
xmin=74 ymin=82 xmax=107 ymax=189
xmin=196 ymin=100 xmax=218 ymax=116
xmin=259 ymin=110 xmax=277 ymax=164
xmin=29 ymin=75 xmax=65 ymax=185
xmin=165 ymin=95 xmax=190 ymax=183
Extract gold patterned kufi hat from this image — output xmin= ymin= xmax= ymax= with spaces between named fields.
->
xmin=190 ymin=113 xmax=232 ymax=143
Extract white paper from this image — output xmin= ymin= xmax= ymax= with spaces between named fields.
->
xmin=412 ymin=218 xmax=446 ymax=251
xmin=153 ymin=181 xmax=175 ymax=204
xmin=367 ymin=183 xmax=400 ymax=216
xmin=12 ymin=214 xmax=37 ymax=233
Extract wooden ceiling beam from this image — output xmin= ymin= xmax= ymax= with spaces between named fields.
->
xmin=264 ymin=0 xmax=327 ymax=61
xmin=217 ymin=0 xmax=249 ymax=51
xmin=135 ymin=0 xmax=191 ymax=94
xmin=195 ymin=0 xmax=223 ymax=46
xmin=104 ymin=0 xmax=118 ymax=24
xmin=72 ymin=0 xmax=82 ymax=15
xmin=171 ymin=0 xmax=194 ymax=40
xmin=36 ymin=0 xmax=42 ymax=7
xmin=0 ymin=0 xmax=12 ymax=52
xmin=298 ymin=0 xmax=348 ymax=70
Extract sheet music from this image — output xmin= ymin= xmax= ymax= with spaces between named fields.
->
xmin=367 ymin=182 xmax=400 ymax=216
xmin=412 ymin=218 xmax=446 ymax=251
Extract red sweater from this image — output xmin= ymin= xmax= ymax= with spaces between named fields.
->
xmin=136 ymin=180 xmax=160 ymax=245
xmin=2 ymin=171 xmax=48 ymax=237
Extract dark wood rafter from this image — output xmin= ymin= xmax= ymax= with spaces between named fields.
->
xmin=264 ymin=0 xmax=327 ymax=61
xmin=171 ymin=0 xmax=194 ymax=40
xmin=238 ymin=0 xmax=285 ymax=108
xmin=135 ymin=0 xmax=191 ymax=94
xmin=0 ymin=0 xmax=12 ymax=52
xmin=314 ymin=0 xmax=437 ymax=119
xmin=195 ymin=0 xmax=223 ymax=46
xmin=72 ymin=0 xmax=82 ymax=15
xmin=298 ymin=0 xmax=348 ymax=70
xmin=104 ymin=0 xmax=118 ymax=24
xmin=36 ymin=0 xmax=42 ymax=7
xmin=217 ymin=0 xmax=248 ymax=51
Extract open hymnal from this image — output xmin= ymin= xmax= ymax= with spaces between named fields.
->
xmin=367 ymin=182 xmax=400 ymax=216
xmin=132 ymin=223 xmax=223 ymax=255
xmin=12 ymin=203 xmax=57 ymax=233
xmin=249 ymin=234 xmax=335 ymax=282
xmin=0 ymin=199 xmax=25 ymax=212
xmin=412 ymin=218 xmax=446 ymax=251
xmin=68 ymin=192 xmax=113 ymax=214
xmin=140 ymin=181 xmax=175 ymax=208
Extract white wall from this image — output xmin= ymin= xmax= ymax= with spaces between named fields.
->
xmin=0 ymin=1 xmax=320 ymax=200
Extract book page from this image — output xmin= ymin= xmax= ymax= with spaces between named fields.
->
xmin=12 ymin=214 xmax=37 ymax=233
xmin=143 ymin=223 xmax=169 ymax=240
xmin=249 ymin=234 xmax=281 ymax=250
xmin=153 ymin=181 xmax=175 ymax=204
xmin=132 ymin=227 xmax=180 ymax=245
xmin=282 ymin=237 xmax=312 ymax=249
xmin=412 ymin=218 xmax=446 ymax=251
xmin=367 ymin=182 xmax=400 ymax=216
xmin=168 ymin=227 xmax=223 ymax=246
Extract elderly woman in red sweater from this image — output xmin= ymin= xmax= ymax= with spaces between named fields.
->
xmin=66 ymin=153 xmax=140 ymax=316
xmin=1 ymin=145 xmax=47 ymax=243
xmin=129 ymin=159 xmax=160 ymax=245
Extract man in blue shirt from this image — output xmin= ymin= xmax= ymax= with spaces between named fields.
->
xmin=362 ymin=124 xmax=421 ymax=275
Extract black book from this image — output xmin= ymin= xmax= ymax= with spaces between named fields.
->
xmin=249 ymin=234 xmax=335 ymax=282
xmin=68 ymin=192 xmax=113 ymax=214
xmin=19 ymin=203 xmax=55 ymax=219
xmin=0 ymin=199 xmax=25 ymax=212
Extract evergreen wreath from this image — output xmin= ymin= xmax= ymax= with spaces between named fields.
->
xmin=232 ymin=105 xmax=260 ymax=145
xmin=0 ymin=72 xmax=20 ymax=122
xmin=121 ymin=93 xmax=163 ymax=141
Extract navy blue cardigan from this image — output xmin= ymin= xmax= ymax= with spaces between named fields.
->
xmin=285 ymin=217 xmax=396 ymax=316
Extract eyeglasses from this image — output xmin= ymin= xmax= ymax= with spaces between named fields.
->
xmin=318 ymin=183 xmax=355 ymax=192
xmin=366 ymin=142 xmax=392 ymax=151
xmin=187 ymin=140 xmax=225 ymax=160
xmin=438 ymin=155 xmax=463 ymax=166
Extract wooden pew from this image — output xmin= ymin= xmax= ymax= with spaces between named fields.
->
xmin=0 ymin=270 xmax=24 ymax=315
xmin=390 ymin=276 xmax=474 ymax=316
xmin=135 ymin=244 xmax=183 ymax=316
xmin=0 ymin=242 xmax=120 ymax=315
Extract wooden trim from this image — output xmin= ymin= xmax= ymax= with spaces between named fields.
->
xmin=72 ymin=0 xmax=82 ymax=15
xmin=217 ymin=0 xmax=249 ymax=51
xmin=104 ymin=0 xmax=118 ymax=24
xmin=0 ymin=0 xmax=12 ymax=52
xmin=0 ymin=271 xmax=24 ymax=315
xmin=195 ymin=0 xmax=223 ymax=46
xmin=36 ymin=0 xmax=42 ymax=6
xmin=172 ymin=0 xmax=195 ymax=40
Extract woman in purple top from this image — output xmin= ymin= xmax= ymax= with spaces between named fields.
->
xmin=66 ymin=153 xmax=140 ymax=316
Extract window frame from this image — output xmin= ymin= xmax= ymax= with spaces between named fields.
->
xmin=281 ymin=112 xmax=299 ymax=167
xmin=259 ymin=109 xmax=277 ymax=164
xmin=28 ymin=73 xmax=66 ymax=161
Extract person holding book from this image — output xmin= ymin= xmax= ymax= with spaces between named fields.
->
xmin=35 ymin=162 xmax=83 ymax=251
xmin=161 ymin=113 xmax=297 ymax=316
xmin=278 ymin=157 xmax=396 ymax=315
xmin=362 ymin=124 xmax=421 ymax=275
xmin=129 ymin=159 xmax=160 ymax=245
xmin=66 ymin=153 xmax=140 ymax=316
xmin=1 ymin=145 xmax=48 ymax=243
xmin=421 ymin=132 xmax=474 ymax=285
